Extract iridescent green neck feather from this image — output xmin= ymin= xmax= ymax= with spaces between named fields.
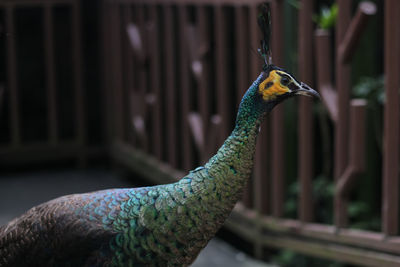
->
xmin=205 ymin=72 xmax=271 ymax=202
xmin=106 ymin=72 xmax=274 ymax=266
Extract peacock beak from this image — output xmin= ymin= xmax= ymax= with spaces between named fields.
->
xmin=293 ymin=82 xmax=320 ymax=99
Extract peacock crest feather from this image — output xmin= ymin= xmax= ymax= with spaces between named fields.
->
xmin=258 ymin=4 xmax=273 ymax=71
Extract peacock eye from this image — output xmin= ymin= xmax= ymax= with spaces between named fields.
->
xmin=281 ymin=76 xmax=290 ymax=86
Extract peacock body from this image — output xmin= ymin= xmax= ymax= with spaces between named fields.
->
xmin=0 ymin=68 xmax=318 ymax=266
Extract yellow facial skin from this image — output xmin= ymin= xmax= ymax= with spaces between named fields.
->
xmin=258 ymin=70 xmax=294 ymax=101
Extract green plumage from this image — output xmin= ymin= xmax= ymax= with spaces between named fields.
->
xmin=0 ymin=74 xmax=274 ymax=267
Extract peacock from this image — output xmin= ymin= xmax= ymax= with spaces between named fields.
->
xmin=0 ymin=8 xmax=319 ymax=267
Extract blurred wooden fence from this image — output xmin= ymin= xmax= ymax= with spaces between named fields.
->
xmin=1 ymin=0 xmax=400 ymax=265
xmin=0 ymin=0 xmax=89 ymax=165
xmin=0 ymin=0 xmax=103 ymax=166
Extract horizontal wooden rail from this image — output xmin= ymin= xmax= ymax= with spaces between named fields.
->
xmin=227 ymin=209 xmax=400 ymax=267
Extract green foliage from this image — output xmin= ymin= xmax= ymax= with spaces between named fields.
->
xmin=285 ymin=0 xmax=338 ymax=31
xmin=286 ymin=0 xmax=300 ymax=10
xmin=353 ymin=76 xmax=385 ymax=104
xmin=285 ymin=174 xmax=380 ymax=230
xmin=313 ymin=175 xmax=335 ymax=223
xmin=348 ymin=201 xmax=381 ymax=231
xmin=285 ymin=175 xmax=334 ymax=224
xmin=314 ymin=3 xmax=338 ymax=29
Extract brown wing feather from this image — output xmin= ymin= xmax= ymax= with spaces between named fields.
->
xmin=0 ymin=194 xmax=116 ymax=267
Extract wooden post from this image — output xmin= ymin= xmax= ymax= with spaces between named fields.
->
xmin=335 ymin=100 xmax=367 ymax=227
xmin=164 ymin=5 xmax=178 ymax=167
xmin=236 ymin=6 xmax=252 ymax=209
xmin=72 ymin=0 xmax=86 ymax=166
xmin=334 ymin=0 xmax=351 ymax=181
xmin=315 ymin=29 xmax=337 ymax=122
xmin=271 ymin=0 xmax=285 ymax=218
xmin=196 ymin=7 xmax=212 ymax=163
xmin=382 ymin=0 xmax=400 ymax=236
xmin=178 ymin=6 xmax=193 ymax=171
xmin=298 ymin=0 xmax=314 ymax=223
xmin=338 ymin=2 xmax=377 ymax=64
xmin=100 ymin=0 xmax=113 ymax=146
xmin=215 ymin=6 xmax=230 ymax=147
xmin=44 ymin=3 xmax=58 ymax=146
xmin=148 ymin=6 xmax=163 ymax=160
xmin=251 ymin=4 xmax=268 ymax=214
xmin=6 ymin=5 xmax=20 ymax=148
xmin=122 ymin=6 xmax=135 ymax=146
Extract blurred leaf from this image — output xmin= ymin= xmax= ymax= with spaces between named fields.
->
xmin=286 ymin=0 xmax=300 ymax=9
xmin=348 ymin=201 xmax=381 ymax=231
xmin=348 ymin=201 xmax=369 ymax=217
xmin=353 ymin=75 xmax=385 ymax=104
xmin=315 ymin=4 xmax=338 ymax=29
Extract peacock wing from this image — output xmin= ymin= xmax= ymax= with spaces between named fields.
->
xmin=0 ymin=193 xmax=117 ymax=267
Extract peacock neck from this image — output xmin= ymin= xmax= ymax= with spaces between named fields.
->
xmin=204 ymin=72 xmax=271 ymax=206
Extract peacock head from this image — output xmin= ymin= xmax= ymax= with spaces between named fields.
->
xmin=258 ymin=65 xmax=320 ymax=104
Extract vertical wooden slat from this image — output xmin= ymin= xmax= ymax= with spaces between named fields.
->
xmin=215 ymin=6 xmax=230 ymax=147
xmin=100 ymin=1 xmax=113 ymax=144
xmin=72 ymin=0 xmax=85 ymax=165
xmin=197 ymin=7 xmax=211 ymax=163
xmin=136 ymin=6 xmax=149 ymax=152
xmin=298 ymin=0 xmax=314 ymax=222
xmin=334 ymin=0 xmax=351 ymax=228
xmin=251 ymin=5 xmax=269 ymax=215
xmin=235 ymin=6 xmax=247 ymax=105
xmin=178 ymin=6 xmax=192 ymax=171
xmin=6 ymin=5 xmax=20 ymax=148
xmin=334 ymin=0 xmax=351 ymax=180
xmin=236 ymin=6 xmax=253 ymax=208
xmin=122 ymin=5 xmax=135 ymax=145
xmin=110 ymin=3 xmax=124 ymax=141
xmin=101 ymin=1 xmax=109 ymax=144
xmin=270 ymin=0 xmax=285 ymax=217
xmin=148 ymin=6 xmax=163 ymax=160
xmin=44 ymin=4 xmax=57 ymax=145
xmin=382 ymin=0 xmax=400 ymax=236
xmin=315 ymin=30 xmax=333 ymax=91
xmin=164 ymin=5 xmax=177 ymax=167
